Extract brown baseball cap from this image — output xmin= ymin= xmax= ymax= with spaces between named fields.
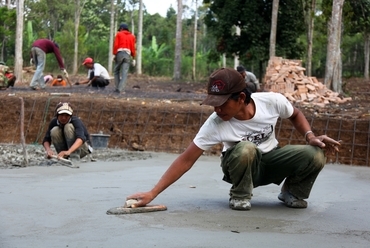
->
xmin=201 ymin=68 xmax=246 ymax=106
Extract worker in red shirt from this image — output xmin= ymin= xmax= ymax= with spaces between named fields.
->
xmin=113 ymin=23 xmax=136 ymax=94
xmin=30 ymin=39 xmax=68 ymax=90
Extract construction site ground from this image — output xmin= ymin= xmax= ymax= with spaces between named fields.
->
xmin=0 ymin=74 xmax=370 ymax=167
xmin=1 ymin=73 xmax=370 ymax=247
xmin=1 ymin=154 xmax=370 ymax=247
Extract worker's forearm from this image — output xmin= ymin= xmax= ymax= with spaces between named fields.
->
xmin=151 ymin=159 xmax=191 ymax=197
xmin=68 ymin=138 xmax=84 ymax=154
xmin=43 ymin=142 xmax=52 ymax=151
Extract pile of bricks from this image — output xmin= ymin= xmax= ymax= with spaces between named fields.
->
xmin=263 ymin=57 xmax=352 ymax=107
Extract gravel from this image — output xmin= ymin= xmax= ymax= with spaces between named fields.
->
xmin=0 ymin=143 xmax=153 ymax=169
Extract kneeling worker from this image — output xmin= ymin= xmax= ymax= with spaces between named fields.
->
xmin=75 ymin=57 xmax=110 ymax=88
xmin=43 ymin=102 xmax=92 ymax=163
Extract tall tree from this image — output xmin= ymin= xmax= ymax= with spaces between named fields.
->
xmin=173 ymin=0 xmax=183 ymax=80
xmin=136 ymin=0 xmax=143 ymax=75
xmin=192 ymin=0 xmax=198 ymax=80
xmin=108 ymin=0 xmax=115 ymax=73
xmin=15 ymin=0 xmax=24 ymax=84
xmin=269 ymin=0 xmax=279 ymax=58
xmin=234 ymin=25 xmax=240 ymax=67
xmin=324 ymin=0 xmax=344 ymax=92
xmin=73 ymin=0 xmax=87 ymax=75
xmin=303 ymin=0 xmax=316 ymax=77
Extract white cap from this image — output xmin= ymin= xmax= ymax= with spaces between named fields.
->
xmin=56 ymin=102 xmax=73 ymax=115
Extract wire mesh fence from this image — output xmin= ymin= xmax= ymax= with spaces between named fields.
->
xmin=1 ymin=96 xmax=369 ymax=166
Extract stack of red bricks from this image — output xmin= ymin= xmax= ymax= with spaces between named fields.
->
xmin=263 ymin=57 xmax=352 ymax=107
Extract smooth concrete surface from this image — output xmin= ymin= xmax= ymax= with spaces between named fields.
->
xmin=1 ymin=153 xmax=370 ymax=248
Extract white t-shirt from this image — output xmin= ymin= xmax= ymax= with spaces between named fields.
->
xmin=87 ymin=63 xmax=110 ymax=80
xmin=245 ymin=71 xmax=260 ymax=89
xmin=193 ymin=92 xmax=294 ymax=153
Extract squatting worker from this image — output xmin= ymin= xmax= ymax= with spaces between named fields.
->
xmin=236 ymin=65 xmax=260 ymax=92
xmin=113 ymin=23 xmax=136 ymax=93
xmin=76 ymin=57 xmax=110 ymax=88
xmin=127 ymin=68 xmax=341 ymax=211
xmin=43 ymin=102 xmax=92 ymax=162
xmin=0 ymin=61 xmax=16 ymax=89
xmin=30 ymin=39 xmax=67 ymax=90
xmin=50 ymin=75 xmax=67 ymax=87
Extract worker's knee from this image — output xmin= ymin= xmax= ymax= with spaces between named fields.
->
xmin=304 ymin=145 xmax=326 ymax=169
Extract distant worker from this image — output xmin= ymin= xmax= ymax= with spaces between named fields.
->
xmin=113 ymin=23 xmax=136 ymax=94
xmin=0 ymin=62 xmax=16 ymax=89
xmin=50 ymin=75 xmax=67 ymax=87
xmin=30 ymin=39 xmax=68 ymax=90
xmin=75 ymin=57 xmax=110 ymax=89
xmin=43 ymin=102 xmax=92 ymax=164
xmin=236 ymin=65 xmax=260 ymax=93
xmin=44 ymin=74 xmax=54 ymax=84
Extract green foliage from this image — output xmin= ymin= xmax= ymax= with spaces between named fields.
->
xmin=25 ymin=0 xmax=75 ymax=39
xmin=142 ymin=36 xmax=172 ymax=76
xmin=345 ymin=0 xmax=370 ymax=34
xmin=341 ymin=33 xmax=364 ymax=77
xmin=204 ymin=0 xmax=306 ymax=77
xmin=26 ymin=21 xmax=35 ymax=48
xmin=0 ymin=7 xmax=16 ymax=64
xmin=6 ymin=0 xmax=370 ymax=80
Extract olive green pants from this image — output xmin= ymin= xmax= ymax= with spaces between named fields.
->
xmin=221 ymin=141 xmax=326 ymax=200
xmin=50 ymin=123 xmax=89 ymax=159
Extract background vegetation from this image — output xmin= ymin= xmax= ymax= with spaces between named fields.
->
xmin=0 ymin=0 xmax=369 ymax=83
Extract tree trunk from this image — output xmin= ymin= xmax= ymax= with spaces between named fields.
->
xmin=269 ymin=0 xmax=279 ymax=58
xmin=173 ymin=0 xmax=183 ymax=81
xmin=73 ymin=0 xmax=86 ymax=75
xmin=305 ymin=0 xmax=316 ymax=77
xmin=73 ymin=0 xmax=80 ymax=75
xmin=364 ymin=32 xmax=370 ymax=80
xmin=192 ymin=0 xmax=198 ymax=81
xmin=324 ymin=0 xmax=344 ymax=93
xmin=14 ymin=0 xmax=24 ymax=85
xmin=136 ymin=0 xmax=143 ymax=75
xmin=108 ymin=0 xmax=115 ymax=74
xmin=234 ymin=25 xmax=240 ymax=69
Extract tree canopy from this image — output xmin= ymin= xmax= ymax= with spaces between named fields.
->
xmin=1 ymin=0 xmax=369 ymax=83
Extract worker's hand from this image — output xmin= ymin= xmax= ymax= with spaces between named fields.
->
xmin=45 ymin=149 xmax=54 ymax=159
xmin=112 ymin=55 xmax=116 ymax=62
xmin=61 ymin=69 xmax=69 ymax=77
xmin=126 ymin=191 xmax=155 ymax=207
xmin=57 ymin=150 xmax=71 ymax=159
xmin=131 ymin=59 xmax=136 ymax=67
xmin=307 ymin=135 xmax=341 ymax=154
xmin=30 ymin=58 xmax=34 ymax=66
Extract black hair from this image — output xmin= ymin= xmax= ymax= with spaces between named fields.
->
xmin=229 ymin=88 xmax=252 ymax=105
xmin=236 ymin=65 xmax=246 ymax=73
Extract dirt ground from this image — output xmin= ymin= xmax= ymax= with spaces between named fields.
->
xmin=4 ymin=72 xmax=370 ymax=119
xmin=0 ymin=73 xmax=370 ymax=168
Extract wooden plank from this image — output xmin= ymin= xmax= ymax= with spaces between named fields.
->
xmin=106 ymin=205 xmax=167 ymax=215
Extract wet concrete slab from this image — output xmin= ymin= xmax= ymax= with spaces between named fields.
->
xmin=1 ymin=153 xmax=370 ymax=248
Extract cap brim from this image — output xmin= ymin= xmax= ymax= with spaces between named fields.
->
xmin=58 ymin=110 xmax=72 ymax=115
xmin=200 ymin=94 xmax=231 ymax=106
